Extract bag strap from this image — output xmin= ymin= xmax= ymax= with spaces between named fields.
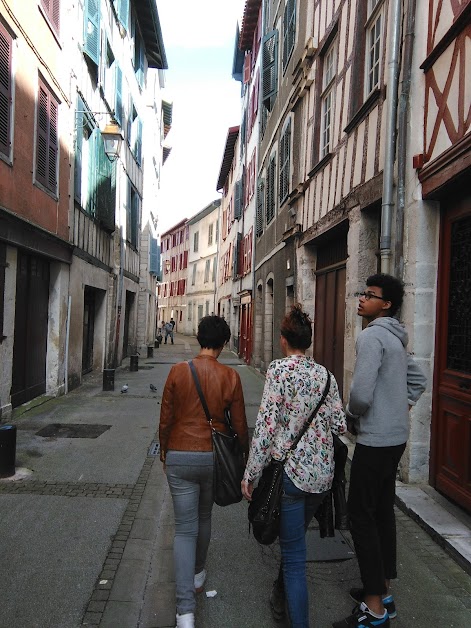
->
xmin=188 ymin=360 xmax=212 ymax=425
xmin=287 ymin=369 xmax=331 ymax=456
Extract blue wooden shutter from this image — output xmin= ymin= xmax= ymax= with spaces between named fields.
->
xmin=117 ymin=0 xmax=129 ymax=30
xmin=115 ymin=63 xmax=123 ymax=125
xmin=262 ymin=29 xmax=279 ymax=109
xmin=0 ymin=24 xmax=12 ymax=156
xmin=83 ymin=0 xmax=100 ymax=66
xmin=149 ymin=237 xmax=159 ymax=275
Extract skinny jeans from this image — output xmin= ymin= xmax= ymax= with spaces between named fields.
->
xmin=166 ymin=451 xmax=214 ymax=615
xmin=348 ymin=442 xmax=406 ymax=595
xmin=279 ymin=472 xmax=328 ymax=628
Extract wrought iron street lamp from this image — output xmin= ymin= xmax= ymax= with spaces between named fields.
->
xmin=101 ymin=119 xmax=124 ymax=162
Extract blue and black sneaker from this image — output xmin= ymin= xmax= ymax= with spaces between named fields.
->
xmin=349 ymin=587 xmax=397 ymax=619
xmin=332 ymin=602 xmax=390 ymax=628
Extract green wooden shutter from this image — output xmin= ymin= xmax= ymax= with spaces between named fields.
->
xmin=96 ymin=136 xmax=115 ymax=231
xmin=86 ymin=127 xmax=98 ymax=217
xmin=117 ymin=0 xmax=129 ymax=30
xmin=74 ymin=96 xmax=84 ymax=202
xmin=115 ymin=63 xmax=123 ymax=125
xmin=135 ymin=117 xmax=142 ymax=165
xmin=234 ymin=179 xmax=242 ymax=220
xmin=126 ymin=179 xmax=132 ymax=242
xmin=83 ymin=0 xmax=100 ymax=66
xmin=262 ymin=29 xmax=278 ymax=109
xmin=256 ymin=178 xmax=264 ymax=237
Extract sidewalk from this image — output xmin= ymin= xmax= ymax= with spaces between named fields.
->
xmin=0 ymin=334 xmax=470 ymax=627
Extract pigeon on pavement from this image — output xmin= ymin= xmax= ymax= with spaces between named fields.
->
xmin=150 ymin=384 xmax=157 ymax=392
xmin=121 ymin=384 xmax=129 ymax=393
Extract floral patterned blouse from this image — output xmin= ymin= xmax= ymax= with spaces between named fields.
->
xmin=243 ymin=355 xmax=347 ymax=493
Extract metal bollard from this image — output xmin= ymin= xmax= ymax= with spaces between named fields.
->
xmin=0 ymin=425 xmax=17 ymax=478
xmin=147 ymin=346 xmax=153 ymax=358
xmin=130 ymin=354 xmax=139 ymax=371
xmin=103 ymin=369 xmax=115 ymax=391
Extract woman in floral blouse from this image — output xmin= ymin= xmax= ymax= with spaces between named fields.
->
xmin=242 ymin=305 xmax=346 ymax=628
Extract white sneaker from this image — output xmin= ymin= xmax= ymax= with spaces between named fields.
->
xmin=176 ymin=612 xmax=195 ymax=628
xmin=194 ymin=569 xmax=206 ymax=593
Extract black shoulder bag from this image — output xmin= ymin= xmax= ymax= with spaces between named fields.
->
xmin=248 ymin=370 xmax=331 ymax=545
xmin=188 ymin=361 xmax=245 ymax=507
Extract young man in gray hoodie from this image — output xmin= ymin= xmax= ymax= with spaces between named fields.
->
xmin=333 ymin=274 xmax=427 ymax=628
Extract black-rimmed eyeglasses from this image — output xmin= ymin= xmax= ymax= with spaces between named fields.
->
xmin=355 ymin=291 xmax=387 ymax=301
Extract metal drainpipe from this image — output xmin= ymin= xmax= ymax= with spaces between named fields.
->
xmin=394 ymin=0 xmax=417 ymax=279
xmin=380 ymin=0 xmax=402 ymax=275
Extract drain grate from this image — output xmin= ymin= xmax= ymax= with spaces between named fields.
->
xmin=148 ymin=441 xmax=160 ymax=456
xmin=36 ymin=423 xmax=111 ymax=439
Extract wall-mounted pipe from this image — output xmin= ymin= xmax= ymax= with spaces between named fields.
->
xmin=395 ymin=0 xmax=417 ymax=279
xmin=380 ymin=0 xmax=402 ymax=275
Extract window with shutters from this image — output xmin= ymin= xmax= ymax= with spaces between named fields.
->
xmin=127 ymin=103 xmax=142 ymax=165
xmin=265 ymin=155 xmax=276 ymax=225
xmin=192 ymin=263 xmax=197 ymax=286
xmin=36 ymin=79 xmax=59 ymax=195
xmin=234 ymin=179 xmax=243 ymax=220
xmin=149 ymin=238 xmax=160 ymax=276
xmin=115 ymin=0 xmax=129 ymax=31
xmin=75 ymin=96 xmax=115 ymax=228
xmin=282 ymin=0 xmax=296 ymax=71
xmin=205 ymin=301 xmax=209 ymax=316
xmin=40 ymin=0 xmax=60 ymax=35
xmin=194 ymin=231 xmax=199 ymax=253
xmin=188 ymin=302 xmax=192 ymax=321
xmin=279 ymin=118 xmax=291 ymax=203
xmin=83 ymin=0 xmax=100 ymax=66
xmin=208 ymin=223 xmax=213 ymax=246
xmin=256 ymin=178 xmax=265 ymax=237
xmin=262 ymin=29 xmax=278 ymax=111
xmin=126 ymin=181 xmax=140 ymax=248
xmin=320 ymin=40 xmax=337 ymax=158
xmin=215 ymin=219 xmax=219 ymax=244
xmin=212 ymin=257 xmax=217 ymax=282
xmin=204 ymin=259 xmax=211 ymax=283
xmin=0 ymin=23 xmax=13 ymax=160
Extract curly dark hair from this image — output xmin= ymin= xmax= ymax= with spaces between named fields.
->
xmin=280 ymin=304 xmax=313 ymax=350
xmin=366 ymin=273 xmax=405 ymax=316
xmin=197 ymin=315 xmax=231 ymax=349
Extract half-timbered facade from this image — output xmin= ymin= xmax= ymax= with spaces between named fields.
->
xmin=414 ymin=0 xmax=471 ymax=511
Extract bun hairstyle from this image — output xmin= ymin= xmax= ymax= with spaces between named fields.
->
xmin=280 ymin=304 xmax=313 ymax=350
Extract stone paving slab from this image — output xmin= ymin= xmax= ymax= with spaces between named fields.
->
xmin=0 ymin=494 xmax=126 ymax=628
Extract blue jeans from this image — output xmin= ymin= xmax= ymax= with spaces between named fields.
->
xmin=166 ymin=456 xmax=214 ymax=615
xmin=279 ymin=472 xmax=328 ymax=628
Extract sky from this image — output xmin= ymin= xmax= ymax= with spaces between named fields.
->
xmin=156 ymin=0 xmax=246 ymax=236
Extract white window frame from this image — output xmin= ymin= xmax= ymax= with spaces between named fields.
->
xmin=365 ymin=0 xmax=384 ymax=97
xmin=320 ymin=40 xmax=336 ymax=159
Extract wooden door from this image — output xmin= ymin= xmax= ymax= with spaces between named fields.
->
xmin=431 ymin=196 xmax=471 ymax=512
xmin=11 ymin=252 xmax=49 ymax=407
xmin=239 ymin=302 xmax=253 ymax=364
xmin=314 ymin=266 xmax=346 ymax=396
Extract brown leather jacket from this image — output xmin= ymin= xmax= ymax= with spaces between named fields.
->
xmin=159 ymin=355 xmax=249 ymax=462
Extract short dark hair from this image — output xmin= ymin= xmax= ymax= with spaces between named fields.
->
xmin=366 ymin=273 xmax=404 ymax=316
xmin=280 ymin=304 xmax=313 ymax=350
xmin=197 ymin=315 xmax=231 ymax=349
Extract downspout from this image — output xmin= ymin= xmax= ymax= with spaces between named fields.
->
xmin=394 ymin=0 xmax=417 ymax=279
xmin=380 ymin=0 xmax=402 ymax=275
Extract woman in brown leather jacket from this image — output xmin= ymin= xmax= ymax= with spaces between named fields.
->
xmin=159 ymin=315 xmax=249 ymax=628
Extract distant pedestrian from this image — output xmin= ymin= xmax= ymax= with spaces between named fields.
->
xmin=333 ymin=274 xmax=426 ymax=628
xmin=164 ymin=321 xmax=174 ymax=344
xmin=159 ymin=315 xmax=249 ymax=628
xmin=242 ymin=305 xmax=346 ymax=628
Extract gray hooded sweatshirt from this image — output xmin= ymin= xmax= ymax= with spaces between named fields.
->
xmin=347 ymin=317 xmax=427 ymax=447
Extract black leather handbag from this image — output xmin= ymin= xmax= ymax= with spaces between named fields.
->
xmin=189 ymin=361 xmax=245 ymax=507
xmin=248 ymin=370 xmax=331 ymax=545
